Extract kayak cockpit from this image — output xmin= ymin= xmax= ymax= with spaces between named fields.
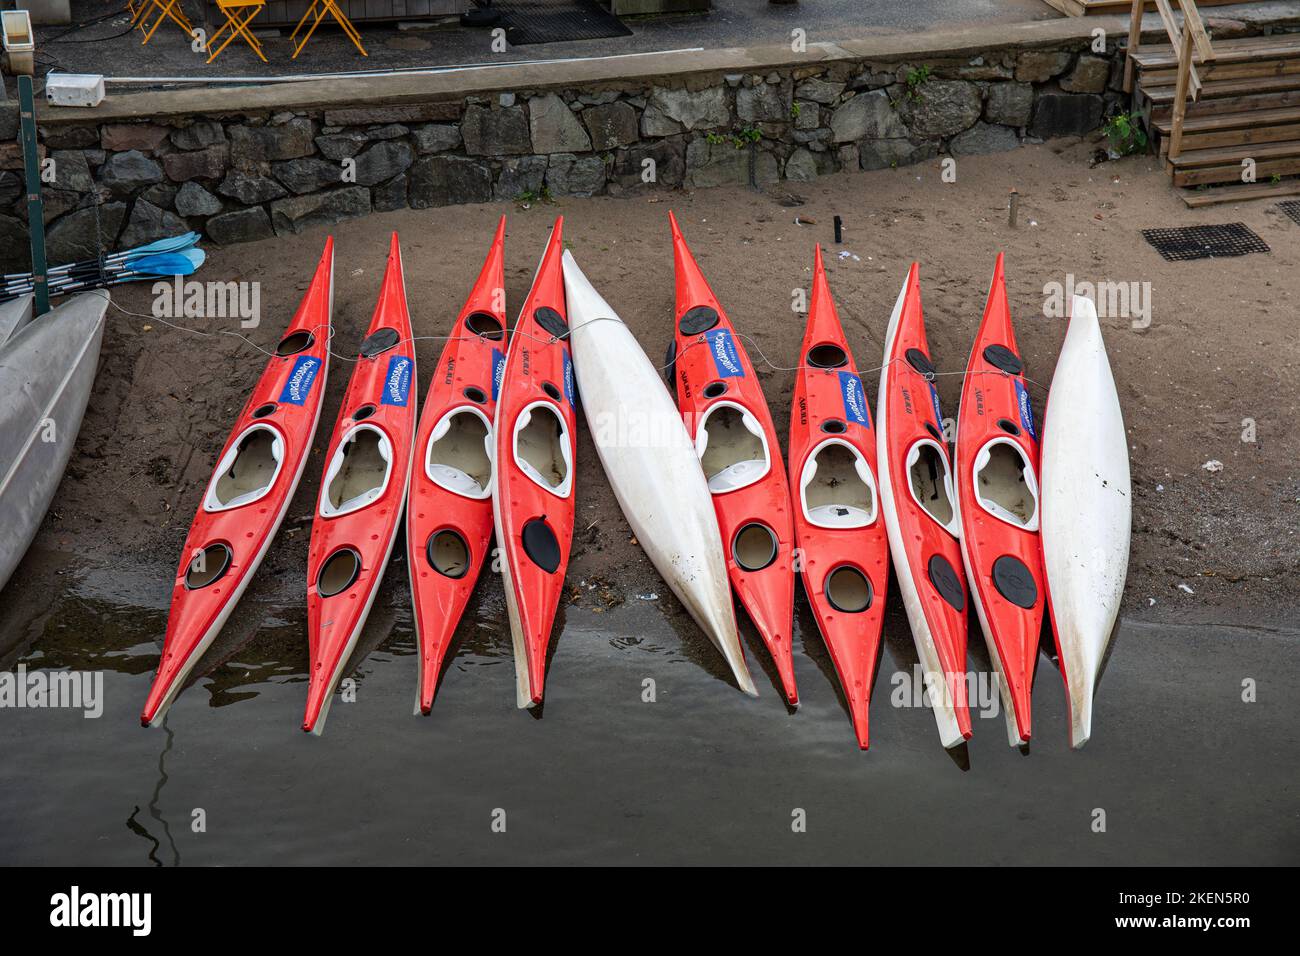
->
xmin=906 ymin=438 xmax=959 ymax=536
xmin=426 ymin=406 xmax=493 ymax=499
xmin=204 ymin=424 xmax=285 ymax=512
xmin=696 ymin=401 xmax=770 ymax=494
xmin=972 ymin=437 xmax=1040 ymax=530
xmin=320 ymin=424 xmax=393 ymax=517
xmin=799 ymin=438 xmax=878 ymax=529
xmin=513 ymin=401 xmax=573 ymax=497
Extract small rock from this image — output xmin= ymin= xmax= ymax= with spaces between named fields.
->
xmin=1015 ymin=49 xmax=1072 ymax=83
xmin=529 ymin=93 xmax=592 ymax=153
xmin=270 ymin=186 xmax=372 ymax=235
xmin=582 ymin=102 xmax=639 ymax=150
xmin=411 ymin=123 xmax=462 ymax=154
xmin=494 ymin=155 xmax=548 ymax=201
xmin=409 ymin=155 xmax=493 ymax=207
xmin=949 ymin=122 xmax=1019 ymax=156
xmin=461 ymin=105 xmax=531 ymax=156
xmin=218 ymin=169 xmax=289 ymax=204
xmin=175 ymin=181 xmax=222 ymax=217
xmin=1061 ymin=55 xmax=1110 ymax=94
xmin=98 ymin=150 xmax=164 ymax=195
xmin=100 ymin=124 xmax=169 ymax=153
xmin=170 ymin=121 xmax=227 ymax=151
xmin=206 ymin=206 xmax=275 ymax=245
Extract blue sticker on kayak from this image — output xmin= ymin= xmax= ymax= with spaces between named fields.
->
xmin=563 ymin=348 xmax=576 ymax=407
xmin=1015 ymin=379 xmax=1036 ymax=439
xmin=279 ymin=356 xmax=321 ymax=406
xmin=491 ymin=348 xmax=506 ymax=401
xmin=705 ymin=329 xmax=745 ymax=378
xmin=838 ymin=371 xmax=870 ymax=427
xmin=928 ymin=382 xmax=944 ymax=429
xmin=381 ymin=355 xmax=413 ymax=407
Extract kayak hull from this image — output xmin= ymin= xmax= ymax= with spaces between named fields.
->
xmin=0 ymin=293 xmax=107 ymax=595
xmin=562 ymin=248 xmax=756 ymax=697
xmin=407 ymin=217 xmax=508 ymax=715
xmin=876 ymin=264 xmax=971 ymax=748
xmin=668 ymin=213 xmax=798 ymax=705
xmin=788 ymin=246 xmax=889 ymax=748
xmin=0 ymin=293 xmax=34 ymax=348
xmin=1041 ymin=294 xmax=1131 ymax=749
xmin=304 ymin=233 xmax=417 ymax=734
xmin=955 ymin=253 xmax=1045 ymax=746
xmin=143 ymin=241 xmax=334 ymax=727
xmin=491 ymin=218 xmax=578 ymax=709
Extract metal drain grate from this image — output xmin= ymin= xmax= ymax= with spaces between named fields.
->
xmin=492 ymin=0 xmax=632 ymax=46
xmin=1141 ymin=223 xmax=1270 ymax=262
xmin=1277 ymin=200 xmax=1300 ymax=226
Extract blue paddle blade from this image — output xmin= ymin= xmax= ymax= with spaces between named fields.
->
xmin=118 ymin=232 xmax=201 ymax=263
xmin=121 ymin=252 xmax=202 ymax=277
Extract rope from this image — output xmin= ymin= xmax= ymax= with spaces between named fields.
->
xmin=94 ymin=293 xmax=1050 ymax=391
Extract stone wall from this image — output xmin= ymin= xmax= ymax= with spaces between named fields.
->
xmin=0 ymin=41 xmax=1126 ymax=269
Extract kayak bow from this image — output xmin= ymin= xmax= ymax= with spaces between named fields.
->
xmin=788 ymin=245 xmax=889 ymax=747
xmin=303 ymin=233 xmax=417 ymax=734
xmin=955 ymin=253 xmax=1045 ymax=746
xmin=492 ymin=218 xmax=579 ymax=709
xmin=667 ymin=212 xmax=798 ymax=705
xmin=141 ymin=242 xmax=333 ymax=727
xmin=407 ymin=217 xmax=508 ymax=715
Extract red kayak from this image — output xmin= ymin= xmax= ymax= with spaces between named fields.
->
xmin=407 ymin=217 xmax=508 ymax=714
xmin=667 ymin=212 xmax=798 ymax=705
xmin=955 ymin=253 xmax=1044 ymax=745
xmin=141 ymin=239 xmax=334 ymax=727
xmin=787 ymin=246 xmax=889 ymax=747
xmin=303 ymin=233 xmax=417 ymax=733
xmin=491 ymin=217 xmax=578 ymax=709
xmin=875 ymin=263 xmax=971 ymax=748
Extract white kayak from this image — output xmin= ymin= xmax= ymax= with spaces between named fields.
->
xmin=561 ymin=250 xmax=757 ymax=697
xmin=1040 ymin=294 xmax=1131 ymax=749
xmin=0 ymin=293 xmax=108 ymax=593
xmin=0 ymin=294 xmax=34 ymax=349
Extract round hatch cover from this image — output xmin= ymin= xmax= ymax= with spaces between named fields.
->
xmin=360 ymin=327 xmax=400 ymax=358
xmin=992 ymin=555 xmax=1038 ymax=609
xmin=983 ymin=344 xmax=1024 ymax=375
xmin=927 ymin=554 xmax=965 ymax=611
xmin=678 ymin=306 xmax=719 ymax=336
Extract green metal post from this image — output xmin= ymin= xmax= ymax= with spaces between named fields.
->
xmin=18 ymin=75 xmax=48 ymax=316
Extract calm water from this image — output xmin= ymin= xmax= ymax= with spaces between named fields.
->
xmin=1 ymin=552 xmax=1295 ymax=866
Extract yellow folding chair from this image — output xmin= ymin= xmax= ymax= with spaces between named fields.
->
xmin=207 ymin=0 xmax=268 ymax=63
xmin=137 ymin=0 xmax=194 ymax=45
xmin=290 ymin=0 xmax=367 ymax=58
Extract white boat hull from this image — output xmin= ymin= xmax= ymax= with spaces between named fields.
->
xmin=561 ymin=250 xmax=756 ymax=697
xmin=1040 ymin=295 xmax=1131 ymax=749
xmin=0 ymin=293 xmax=108 ymax=594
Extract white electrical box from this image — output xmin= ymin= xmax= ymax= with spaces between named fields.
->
xmin=46 ymin=74 xmax=106 ymax=108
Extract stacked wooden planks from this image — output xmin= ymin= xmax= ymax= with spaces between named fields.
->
xmin=1131 ymin=33 xmax=1300 ymax=205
